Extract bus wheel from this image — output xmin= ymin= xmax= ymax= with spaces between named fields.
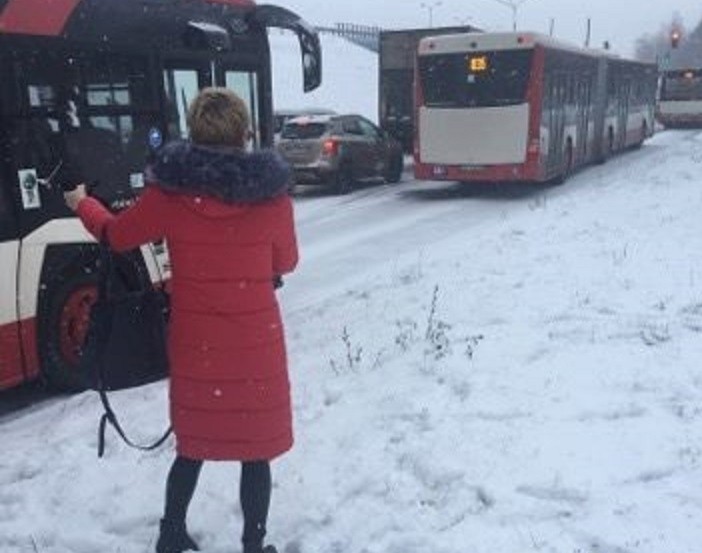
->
xmin=553 ymin=141 xmax=573 ymax=185
xmin=39 ymin=269 xmax=98 ymax=392
xmin=597 ymin=129 xmax=614 ymax=164
xmin=635 ymin=122 xmax=648 ymax=148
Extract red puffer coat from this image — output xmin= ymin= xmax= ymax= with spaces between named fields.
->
xmin=76 ymin=142 xmax=298 ymax=461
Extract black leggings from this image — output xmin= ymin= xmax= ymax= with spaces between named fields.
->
xmin=164 ymin=456 xmax=271 ymax=547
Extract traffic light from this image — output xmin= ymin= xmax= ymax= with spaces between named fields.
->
xmin=671 ymin=29 xmax=681 ymax=49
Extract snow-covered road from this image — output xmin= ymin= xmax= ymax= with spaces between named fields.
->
xmin=283 ymin=129 xmax=694 ymax=313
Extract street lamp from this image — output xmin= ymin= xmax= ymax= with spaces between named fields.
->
xmin=420 ymin=1 xmax=442 ymax=28
xmin=487 ymin=0 xmax=535 ymax=31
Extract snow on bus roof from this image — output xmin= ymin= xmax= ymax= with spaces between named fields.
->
xmin=418 ymin=31 xmax=609 ymax=59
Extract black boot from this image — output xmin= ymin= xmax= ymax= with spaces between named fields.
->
xmin=156 ymin=518 xmax=200 ymax=553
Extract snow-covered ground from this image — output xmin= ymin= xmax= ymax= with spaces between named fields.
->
xmin=3 ymin=34 xmax=702 ymax=553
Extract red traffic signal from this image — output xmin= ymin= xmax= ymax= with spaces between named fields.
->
xmin=671 ymin=29 xmax=681 ymax=48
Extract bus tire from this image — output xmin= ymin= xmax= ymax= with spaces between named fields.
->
xmin=553 ymin=141 xmax=573 ymax=185
xmin=38 ymin=266 xmax=99 ymax=392
xmin=635 ymin=121 xmax=648 ymax=148
xmin=597 ymin=128 xmax=614 ymax=164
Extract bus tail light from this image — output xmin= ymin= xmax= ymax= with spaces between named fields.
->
xmin=322 ymin=138 xmax=340 ymax=157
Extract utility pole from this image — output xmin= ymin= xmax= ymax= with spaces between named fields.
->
xmin=585 ymin=18 xmax=591 ymax=47
xmin=420 ymin=1 xmax=442 ymax=28
xmin=487 ymin=0 xmax=536 ymax=31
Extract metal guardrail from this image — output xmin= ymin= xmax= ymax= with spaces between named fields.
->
xmin=316 ymin=23 xmax=382 ymax=53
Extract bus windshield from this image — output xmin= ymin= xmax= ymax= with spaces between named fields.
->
xmin=419 ymin=49 xmax=533 ymax=108
xmin=661 ymin=70 xmax=702 ymax=101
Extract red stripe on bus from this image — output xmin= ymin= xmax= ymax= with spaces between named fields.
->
xmin=20 ymin=318 xmax=40 ymax=382
xmin=0 ymin=318 xmax=39 ymax=390
xmin=0 ymin=0 xmax=81 ymax=36
xmin=527 ymin=46 xmax=547 ymax=180
xmin=0 ymin=320 xmax=24 ymax=389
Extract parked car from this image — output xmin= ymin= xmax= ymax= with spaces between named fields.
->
xmin=274 ymin=108 xmax=337 ymax=140
xmin=276 ymin=113 xmax=404 ymax=194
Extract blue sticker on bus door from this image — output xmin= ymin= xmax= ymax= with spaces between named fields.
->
xmin=18 ymin=169 xmax=41 ymax=210
xmin=148 ymin=127 xmax=164 ymax=149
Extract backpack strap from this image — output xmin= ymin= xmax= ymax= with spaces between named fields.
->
xmin=97 ymin=389 xmax=172 ymax=458
xmin=94 ymin=242 xmax=172 ymax=458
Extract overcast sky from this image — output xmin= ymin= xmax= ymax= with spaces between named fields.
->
xmin=278 ymin=0 xmax=702 ymax=56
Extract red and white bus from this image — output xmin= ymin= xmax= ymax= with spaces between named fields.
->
xmin=0 ymin=0 xmax=321 ymax=391
xmin=414 ymin=32 xmax=657 ymax=184
xmin=656 ymin=68 xmax=702 ymax=128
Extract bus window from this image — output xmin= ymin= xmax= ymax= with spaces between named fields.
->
xmin=77 ymin=54 xmax=157 ymax=195
xmin=163 ymin=69 xmax=201 ymax=139
xmin=10 ymin=51 xmax=157 ymax=205
xmin=225 ymin=70 xmax=261 ymax=147
xmin=82 ymin=55 xmax=153 ymax=151
xmin=419 ymin=49 xmax=533 ymax=108
xmin=661 ymin=71 xmax=702 ymax=101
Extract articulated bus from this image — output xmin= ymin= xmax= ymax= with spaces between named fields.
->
xmin=0 ymin=0 xmax=321 ymax=392
xmin=414 ymin=32 xmax=657 ymax=184
xmin=656 ymin=68 xmax=702 ymax=128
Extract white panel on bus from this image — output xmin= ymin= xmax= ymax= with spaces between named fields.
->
xmin=0 ymin=242 xmax=19 ymax=326
xmin=419 ymin=104 xmax=530 ymax=165
xmin=18 ymin=219 xmax=94 ymax=320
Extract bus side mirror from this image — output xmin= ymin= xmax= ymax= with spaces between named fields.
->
xmin=252 ymin=5 xmax=322 ymax=92
xmin=183 ymin=21 xmax=231 ymax=51
xmin=298 ymin=23 xmax=322 ymax=93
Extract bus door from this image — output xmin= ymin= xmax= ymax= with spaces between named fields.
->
xmin=616 ymin=78 xmax=631 ymax=149
xmin=3 ymin=49 xmax=77 ymax=388
xmin=545 ymin=74 xmax=566 ymax=174
xmin=6 ymin=45 xmax=164 ymax=390
xmin=162 ymin=60 xmax=213 ymax=140
xmin=575 ymin=79 xmax=590 ymax=164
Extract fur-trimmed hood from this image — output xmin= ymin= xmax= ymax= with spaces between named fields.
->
xmin=146 ymin=140 xmax=291 ymax=204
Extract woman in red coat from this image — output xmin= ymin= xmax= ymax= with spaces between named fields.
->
xmin=65 ymin=88 xmax=298 ymax=553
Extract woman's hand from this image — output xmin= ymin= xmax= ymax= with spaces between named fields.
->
xmin=64 ymin=184 xmax=88 ymax=212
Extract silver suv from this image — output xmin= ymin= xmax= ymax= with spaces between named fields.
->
xmin=276 ymin=114 xmax=404 ymax=194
